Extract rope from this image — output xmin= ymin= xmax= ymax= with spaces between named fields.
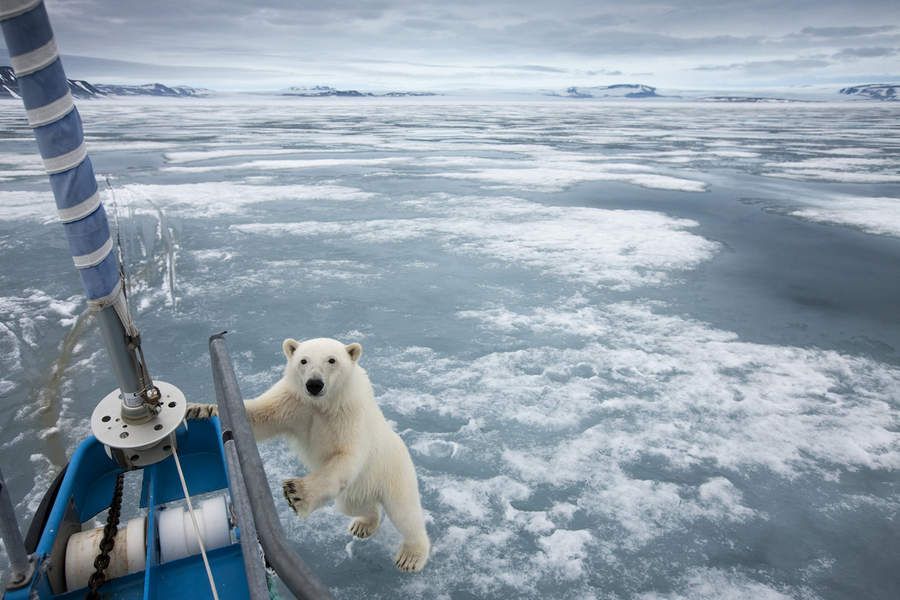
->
xmin=92 ymin=178 xmax=162 ymax=411
xmin=171 ymin=446 xmax=220 ymax=600
xmin=105 ymin=176 xmax=130 ymax=301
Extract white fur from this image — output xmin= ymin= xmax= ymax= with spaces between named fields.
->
xmin=188 ymin=337 xmax=430 ymax=572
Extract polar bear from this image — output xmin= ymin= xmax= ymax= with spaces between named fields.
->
xmin=186 ymin=337 xmax=430 ymax=572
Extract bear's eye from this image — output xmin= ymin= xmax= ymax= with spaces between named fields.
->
xmin=328 ymin=358 xmax=336 ymax=364
xmin=300 ymin=359 xmax=307 ymax=365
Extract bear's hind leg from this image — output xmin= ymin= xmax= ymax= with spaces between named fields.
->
xmin=383 ymin=494 xmax=430 ymax=572
xmin=393 ymin=541 xmax=429 ymax=573
xmin=336 ymin=496 xmax=382 ymax=539
xmin=348 ymin=511 xmax=381 ymax=539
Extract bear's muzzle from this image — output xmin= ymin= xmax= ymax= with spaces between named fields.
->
xmin=306 ymin=378 xmax=325 ymax=396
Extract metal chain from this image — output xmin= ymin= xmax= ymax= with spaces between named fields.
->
xmin=85 ymin=472 xmax=125 ymax=600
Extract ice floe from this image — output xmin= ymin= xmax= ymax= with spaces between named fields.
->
xmin=790 ymin=195 xmax=900 ymax=237
xmin=161 ymin=156 xmax=410 ymax=174
xmin=637 ymin=568 xmax=803 ymax=600
xmin=233 ymin=194 xmax=717 ymax=291
xmin=336 ymin=298 xmax=899 ymax=596
xmin=113 ymin=181 xmax=375 ymax=217
xmin=0 ymin=190 xmax=56 ymax=221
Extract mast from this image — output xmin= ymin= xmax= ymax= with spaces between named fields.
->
xmin=1 ymin=7 xmax=331 ymax=597
xmin=1 ymin=0 xmax=178 ymax=462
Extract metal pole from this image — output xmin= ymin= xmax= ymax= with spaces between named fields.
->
xmin=96 ymin=307 xmax=142 ymax=398
xmin=209 ymin=333 xmax=332 ymax=600
xmin=222 ymin=438 xmax=270 ymax=600
xmin=0 ymin=467 xmax=33 ymax=589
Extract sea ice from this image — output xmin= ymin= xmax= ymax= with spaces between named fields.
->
xmin=232 ymin=194 xmax=717 ymax=291
xmin=790 ymin=195 xmax=900 ymax=237
xmin=114 ymin=181 xmax=374 ymax=217
xmin=2 ymin=97 xmax=898 ymax=599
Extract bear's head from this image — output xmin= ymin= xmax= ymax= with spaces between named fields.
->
xmin=281 ymin=337 xmax=362 ymax=406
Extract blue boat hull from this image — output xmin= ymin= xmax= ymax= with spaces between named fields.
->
xmin=7 ymin=418 xmax=251 ymax=600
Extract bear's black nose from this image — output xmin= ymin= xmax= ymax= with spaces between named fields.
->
xmin=306 ymin=378 xmax=325 ymax=396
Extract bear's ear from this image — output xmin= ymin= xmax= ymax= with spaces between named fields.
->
xmin=345 ymin=343 xmax=362 ymax=363
xmin=282 ymin=338 xmax=299 ymax=359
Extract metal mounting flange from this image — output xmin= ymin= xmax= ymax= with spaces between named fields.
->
xmin=91 ymin=381 xmax=187 ymax=467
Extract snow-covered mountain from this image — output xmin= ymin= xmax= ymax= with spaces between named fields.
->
xmin=698 ymin=96 xmax=806 ymax=103
xmin=281 ymin=85 xmax=436 ymax=97
xmin=839 ymin=84 xmax=897 ymax=101
xmin=91 ymin=82 xmax=207 ymax=97
xmin=68 ymin=79 xmax=103 ymax=98
xmin=282 ymin=85 xmax=367 ymax=97
xmin=549 ymin=84 xmax=660 ymax=99
xmin=0 ymin=66 xmax=100 ymax=98
xmin=0 ymin=67 xmax=207 ymax=99
xmin=381 ymin=91 xmax=439 ymax=97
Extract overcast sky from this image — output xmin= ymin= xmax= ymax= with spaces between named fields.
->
xmin=3 ymin=0 xmax=898 ymax=91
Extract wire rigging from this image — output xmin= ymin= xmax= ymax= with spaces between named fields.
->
xmin=172 ymin=445 xmax=221 ymax=600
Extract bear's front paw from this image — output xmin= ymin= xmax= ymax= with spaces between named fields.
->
xmin=185 ymin=403 xmax=217 ymax=420
xmin=282 ymin=478 xmax=313 ymax=517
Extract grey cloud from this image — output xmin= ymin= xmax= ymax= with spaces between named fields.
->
xmin=7 ymin=1 xmax=898 ymax=90
xmin=801 ymin=25 xmax=896 ymax=38
xmin=491 ymin=17 xmax=765 ymax=57
xmin=832 ymin=47 xmax=898 ymax=60
xmin=349 ymin=59 xmax=570 ymax=74
xmin=585 ymin=69 xmax=624 ymax=76
xmin=400 ymin=18 xmax=447 ymax=32
xmin=579 ymin=13 xmax=625 ymax=27
xmin=694 ymin=58 xmax=832 ymax=74
xmin=489 ymin=64 xmax=569 ymax=73
xmin=692 ymin=64 xmax=734 ymax=72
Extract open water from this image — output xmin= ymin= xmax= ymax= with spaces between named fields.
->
xmin=1 ymin=97 xmax=898 ymax=599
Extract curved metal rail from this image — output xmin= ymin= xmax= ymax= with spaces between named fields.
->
xmin=209 ymin=333 xmax=333 ymax=600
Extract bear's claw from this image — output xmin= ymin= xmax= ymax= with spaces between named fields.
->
xmin=349 ymin=517 xmax=379 ymax=539
xmin=185 ymin=403 xmax=217 ymax=420
xmin=394 ymin=544 xmax=428 ymax=573
xmin=282 ymin=478 xmax=312 ymax=516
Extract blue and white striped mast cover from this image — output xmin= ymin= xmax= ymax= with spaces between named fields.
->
xmin=1 ymin=0 xmax=117 ymax=300
xmin=1 ymin=0 xmax=159 ymax=415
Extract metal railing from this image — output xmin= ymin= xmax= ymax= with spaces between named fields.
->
xmin=0 ymin=467 xmax=34 ymax=590
xmin=209 ymin=333 xmax=333 ymax=600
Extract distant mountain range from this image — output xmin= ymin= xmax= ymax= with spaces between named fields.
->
xmin=0 ymin=66 xmax=207 ymax=99
xmin=281 ymin=85 xmax=436 ymax=97
xmin=545 ymin=82 xmax=900 ymax=102
xmin=92 ymin=82 xmax=206 ymax=97
xmin=697 ymin=96 xmax=807 ymax=103
xmin=547 ymin=84 xmax=660 ymax=98
xmin=839 ymin=84 xmax=897 ymax=101
xmin=3 ymin=67 xmax=897 ymax=103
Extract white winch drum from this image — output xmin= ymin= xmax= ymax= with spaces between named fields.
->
xmin=158 ymin=494 xmax=231 ymax=564
xmin=65 ymin=516 xmax=146 ymax=591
